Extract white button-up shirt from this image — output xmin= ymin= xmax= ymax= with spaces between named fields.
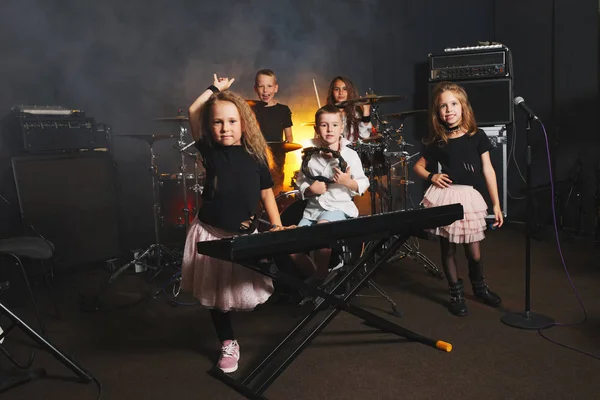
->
xmin=297 ymin=137 xmax=370 ymax=219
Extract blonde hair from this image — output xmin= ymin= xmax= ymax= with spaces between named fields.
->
xmin=199 ymin=91 xmax=274 ymax=168
xmin=425 ymin=81 xmax=478 ymax=146
xmin=254 ymin=69 xmax=277 ymax=86
xmin=315 ymin=104 xmax=343 ymax=123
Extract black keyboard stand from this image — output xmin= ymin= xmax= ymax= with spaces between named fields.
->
xmin=0 ymin=301 xmax=92 ymax=393
xmin=208 ymin=234 xmax=453 ymax=400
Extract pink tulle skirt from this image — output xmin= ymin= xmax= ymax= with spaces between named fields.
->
xmin=421 ymin=184 xmax=488 ymax=244
xmin=180 ymin=217 xmax=273 ymax=311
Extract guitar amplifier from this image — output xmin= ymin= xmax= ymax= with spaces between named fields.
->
xmin=428 ymin=45 xmax=514 ymax=125
xmin=1 ymin=105 xmax=111 ymax=154
xmin=429 ymin=44 xmax=512 ymax=82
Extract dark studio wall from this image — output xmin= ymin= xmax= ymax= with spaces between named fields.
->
xmin=0 ymin=0 xmax=596 ymax=258
xmin=495 ymin=0 xmax=599 ymax=234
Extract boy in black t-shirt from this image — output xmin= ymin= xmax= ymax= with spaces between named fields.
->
xmin=251 ymin=69 xmax=293 ymax=195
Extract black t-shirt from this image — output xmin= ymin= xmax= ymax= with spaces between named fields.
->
xmin=423 ymin=129 xmax=493 ymax=187
xmin=251 ymin=102 xmax=293 ymax=142
xmin=195 ymin=141 xmax=274 ymax=233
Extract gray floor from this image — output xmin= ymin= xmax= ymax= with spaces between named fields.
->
xmin=1 ymin=225 xmax=599 ymax=400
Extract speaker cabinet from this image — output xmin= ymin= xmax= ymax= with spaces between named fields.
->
xmin=11 ymin=152 xmax=121 ymax=268
xmin=429 ymin=78 xmax=513 ymax=126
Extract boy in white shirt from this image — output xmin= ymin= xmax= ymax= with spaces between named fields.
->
xmin=293 ymin=104 xmax=369 ymax=279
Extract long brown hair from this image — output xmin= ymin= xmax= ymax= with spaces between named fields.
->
xmin=199 ymin=91 xmax=274 ymax=168
xmin=326 ymin=76 xmax=362 ymax=142
xmin=424 ymin=81 xmax=478 ymax=146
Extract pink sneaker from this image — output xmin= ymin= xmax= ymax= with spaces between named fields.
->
xmin=217 ymin=340 xmax=240 ymax=373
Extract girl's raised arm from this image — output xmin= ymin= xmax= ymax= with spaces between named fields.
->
xmin=188 ymin=74 xmax=235 ymax=141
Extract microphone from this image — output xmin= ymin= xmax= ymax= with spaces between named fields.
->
xmin=514 ymin=96 xmax=539 ymax=120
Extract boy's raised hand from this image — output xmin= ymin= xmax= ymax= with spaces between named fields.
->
xmin=213 ymin=73 xmax=235 ymax=91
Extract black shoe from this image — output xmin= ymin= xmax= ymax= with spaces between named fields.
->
xmin=471 ymin=277 xmax=502 ymax=307
xmin=448 ymin=279 xmax=468 ymax=317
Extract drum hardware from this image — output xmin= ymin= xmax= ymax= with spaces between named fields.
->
xmin=159 ymin=173 xmax=204 ymax=229
xmin=352 ymin=103 xmax=443 ymax=278
xmin=174 ymin=117 xmax=196 ymax=232
xmin=382 ymin=109 xmax=428 ymax=121
xmin=334 ymin=94 xmax=406 ymax=108
xmin=384 ymin=150 xmax=443 ymax=278
xmin=108 ymin=133 xmax=180 ymax=285
xmin=153 ymin=115 xmax=190 ymax=122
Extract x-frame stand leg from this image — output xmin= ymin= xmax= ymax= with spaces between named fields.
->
xmin=387 ymin=240 xmax=444 ymax=279
xmin=208 ymin=234 xmax=452 ymax=400
xmin=0 ymin=302 xmax=92 ymax=392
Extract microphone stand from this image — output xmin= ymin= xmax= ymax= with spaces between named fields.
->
xmin=501 ymin=116 xmax=554 ymax=329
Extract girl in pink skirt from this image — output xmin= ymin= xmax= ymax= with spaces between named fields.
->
xmin=182 ymin=74 xmax=285 ymax=373
xmin=413 ymin=81 xmax=504 ymax=317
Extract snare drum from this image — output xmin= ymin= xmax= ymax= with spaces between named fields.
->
xmin=159 ymin=173 xmax=205 ymax=228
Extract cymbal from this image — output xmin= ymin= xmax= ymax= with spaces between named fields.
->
xmin=246 ymin=100 xmax=265 ymax=107
xmin=116 ymin=133 xmax=177 ymax=144
xmin=153 ymin=116 xmax=189 ymax=122
xmin=383 ymin=109 xmax=428 ymax=120
xmin=335 ymin=94 xmax=406 ymax=108
xmin=300 ymin=121 xmax=315 ymax=127
xmin=267 ymin=141 xmax=303 ymax=152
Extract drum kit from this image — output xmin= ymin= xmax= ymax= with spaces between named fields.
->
xmin=333 ymin=94 xmax=442 ymax=278
xmin=336 ymin=94 xmax=423 ymax=215
xmin=108 ymin=114 xmax=205 ymax=282
xmin=108 ymin=94 xmax=440 ymax=296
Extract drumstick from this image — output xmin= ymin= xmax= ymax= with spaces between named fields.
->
xmin=312 ymin=79 xmax=321 ymax=108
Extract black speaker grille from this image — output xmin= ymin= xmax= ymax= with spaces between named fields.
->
xmin=11 ymin=152 xmax=120 ymax=267
xmin=429 ymin=78 xmax=513 ymax=126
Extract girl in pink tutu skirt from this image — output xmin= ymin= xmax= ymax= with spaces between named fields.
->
xmin=413 ymin=81 xmax=504 ymax=317
xmin=182 ymin=74 xmax=285 ymax=373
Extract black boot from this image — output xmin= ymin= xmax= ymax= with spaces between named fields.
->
xmin=470 ymin=276 xmax=502 ymax=307
xmin=468 ymin=260 xmax=502 ymax=307
xmin=448 ymin=279 xmax=468 ymax=317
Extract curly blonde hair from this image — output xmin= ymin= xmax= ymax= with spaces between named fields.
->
xmin=425 ymin=81 xmax=478 ymax=146
xmin=199 ymin=90 xmax=274 ymax=169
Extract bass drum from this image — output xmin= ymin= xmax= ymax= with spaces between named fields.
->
xmin=278 ymin=192 xmax=307 ymax=227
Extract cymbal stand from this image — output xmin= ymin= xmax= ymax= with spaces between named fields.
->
xmin=177 ymin=122 xmax=191 ymax=231
xmin=384 ymin=146 xmax=443 ymax=279
xmin=109 ymin=142 xmax=177 ymax=285
xmin=350 ymin=107 xmax=401 ymax=314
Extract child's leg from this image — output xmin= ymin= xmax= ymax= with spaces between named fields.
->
xmin=463 ymin=241 xmax=501 ymax=307
xmin=439 ymin=237 xmax=459 ymax=284
xmin=313 ymin=211 xmax=348 ymax=277
xmin=289 ymin=253 xmax=318 ymax=278
xmin=209 ymin=309 xmax=240 ymax=373
xmin=209 ymin=309 xmax=234 ymax=342
xmin=290 ymin=218 xmax=318 ymax=278
xmin=440 ymin=237 xmax=467 ymax=317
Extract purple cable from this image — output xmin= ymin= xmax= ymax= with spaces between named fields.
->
xmin=537 ymin=121 xmax=599 ymax=360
